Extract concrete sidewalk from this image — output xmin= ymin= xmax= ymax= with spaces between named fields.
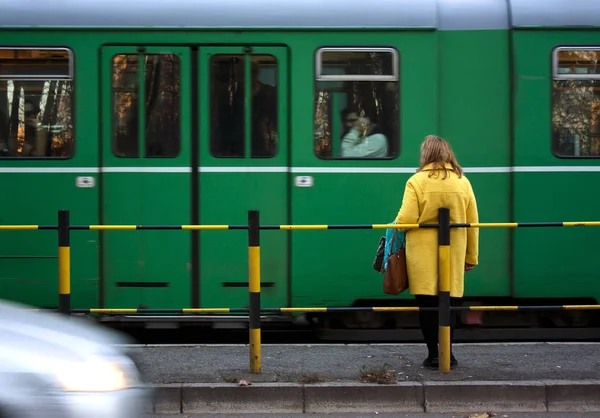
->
xmin=125 ymin=342 xmax=600 ymax=414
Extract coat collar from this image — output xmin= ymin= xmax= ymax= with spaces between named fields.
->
xmin=420 ymin=162 xmax=453 ymax=171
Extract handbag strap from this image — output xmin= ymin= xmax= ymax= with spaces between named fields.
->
xmin=390 ymin=227 xmax=407 ymax=249
xmin=390 ymin=228 xmax=397 ymax=249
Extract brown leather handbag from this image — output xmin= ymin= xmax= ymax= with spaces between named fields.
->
xmin=383 ymin=230 xmax=408 ymax=295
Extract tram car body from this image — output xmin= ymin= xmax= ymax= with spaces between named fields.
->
xmin=0 ymin=0 xmax=599 ymax=335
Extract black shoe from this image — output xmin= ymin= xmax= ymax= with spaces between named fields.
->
xmin=423 ymin=356 xmax=457 ymax=370
xmin=451 ymin=354 xmax=458 ymax=369
xmin=423 ymin=357 xmax=439 ymax=369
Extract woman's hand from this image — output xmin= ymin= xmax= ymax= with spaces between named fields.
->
xmin=353 ymin=117 xmax=370 ymax=137
xmin=465 ymin=263 xmax=475 ymax=272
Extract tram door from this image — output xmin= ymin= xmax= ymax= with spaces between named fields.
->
xmin=100 ymin=46 xmax=192 ymax=309
xmin=197 ymin=46 xmax=290 ymax=311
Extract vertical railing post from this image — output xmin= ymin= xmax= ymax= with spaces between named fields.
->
xmin=438 ymin=207 xmax=451 ymax=373
xmin=248 ymin=210 xmax=261 ymax=373
xmin=58 ymin=210 xmax=71 ymax=315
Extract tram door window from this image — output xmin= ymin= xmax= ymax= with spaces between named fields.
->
xmin=0 ymin=48 xmax=74 ymax=158
xmin=111 ymin=53 xmax=181 ymax=158
xmin=209 ymin=54 xmax=278 ymax=158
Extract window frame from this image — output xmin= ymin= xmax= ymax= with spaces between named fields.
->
xmin=313 ymin=46 xmax=400 ymax=161
xmin=551 ymin=45 xmax=600 ymax=159
xmin=315 ymin=47 xmax=399 ymax=82
xmin=552 ymin=46 xmax=600 ymax=81
xmin=0 ymin=46 xmax=75 ymax=160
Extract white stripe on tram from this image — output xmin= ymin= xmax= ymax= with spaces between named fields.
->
xmin=0 ymin=167 xmax=101 ymax=173
xmin=102 ymin=167 xmax=191 ymax=173
xmin=0 ymin=166 xmax=600 ymax=174
xmin=201 ymin=166 xmax=288 ymax=173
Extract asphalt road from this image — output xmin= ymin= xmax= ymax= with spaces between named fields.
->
xmin=144 ymin=413 xmax=600 ymax=417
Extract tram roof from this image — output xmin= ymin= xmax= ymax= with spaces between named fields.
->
xmin=0 ymin=0 xmax=599 ymax=30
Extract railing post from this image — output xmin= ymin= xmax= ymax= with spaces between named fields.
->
xmin=248 ymin=210 xmax=261 ymax=374
xmin=438 ymin=207 xmax=451 ymax=373
xmin=58 ymin=210 xmax=71 ymax=315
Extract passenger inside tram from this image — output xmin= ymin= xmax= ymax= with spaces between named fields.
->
xmin=339 ymin=107 xmax=388 ymax=158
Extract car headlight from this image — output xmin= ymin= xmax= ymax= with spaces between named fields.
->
xmin=55 ymin=358 xmax=128 ymax=392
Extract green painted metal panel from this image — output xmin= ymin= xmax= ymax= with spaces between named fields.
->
xmin=0 ymin=33 xmax=99 ymax=310
xmin=0 ymin=181 xmax=99 ymax=309
xmin=198 ymin=46 xmax=289 ymax=311
xmin=290 ymin=173 xmax=411 ymax=308
xmin=438 ymin=30 xmax=511 ymax=297
xmin=290 ymin=32 xmax=438 ymax=308
xmin=512 ymin=30 xmax=600 ymax=301
xmin=438 ymin=30 xmax=511 ymax=166
xmin=513 ymin=172 xmax=600 ymax=299
xmin=100 ymin=46 xmax=192 ymax=309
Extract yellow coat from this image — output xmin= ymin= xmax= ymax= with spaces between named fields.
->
xmin=394 ymin=163 xmax=479 ymax=298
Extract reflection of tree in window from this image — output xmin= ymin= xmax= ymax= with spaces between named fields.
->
xmin=552 ymin=49 xmax=600 ymax=157
xmin=251 ymin=60 xmax=277 ymax=158
xmin=111 ymin=54 xmax=180 ymax=158
xmin=210 ymin=56 xmax=243 ymax=157
xmin=314 ymin=50 xmax=399 ymax=159
xmin=210 ymin=55 xmax=277 ymax=158
xmin=0 ymin=48 xmax=73 ymax=158
xmin=112 ymin=54 xmax=139 ymax=157
xmin=145 ymin=55 xmax=180 ymax=157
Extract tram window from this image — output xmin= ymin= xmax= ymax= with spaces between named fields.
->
xmin=552 ymin=47 xmax=600 ymax=158
xmin=0 ymin=48 xmax=74 ymax=158
xmin=209 ymin=54 xmax=278 ymax=158
xmin=112 ymin=54 xmax=139 ymax=157
xmin=314 ymin=47 xmax=399 ymax=160
xmin=111 ymin=53 xmax=181 ymax=158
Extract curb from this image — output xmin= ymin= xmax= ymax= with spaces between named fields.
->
xmin=143 ymin=380 xmax=600 ymax=414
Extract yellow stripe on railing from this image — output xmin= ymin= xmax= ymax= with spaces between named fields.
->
xmin=0 ymin=225 xmax=41 ymax=230
xmin=372 ymin=224 xmax=422 ymax=229
xmin=469 ymin=223 xmax=519 ymax=228
xmin=181 ymin=225 xmax=232 ymax=230
xmin=89 ymin=226 xmax=138 ymax=230
xmin=278 ymin=225 xmax=329 ymax=230
xmin=468 ymin=306 xmax=520 ymax=311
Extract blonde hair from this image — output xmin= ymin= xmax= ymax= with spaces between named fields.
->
xmin=417 ymin=135 xmax=463 ymax=179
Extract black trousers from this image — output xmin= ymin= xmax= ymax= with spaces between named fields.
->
xmin=414 ymin=295 xmax=460 ymax=358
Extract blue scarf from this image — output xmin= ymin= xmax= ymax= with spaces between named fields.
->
xmin=384 ymin=226 xmax=405 ymax=269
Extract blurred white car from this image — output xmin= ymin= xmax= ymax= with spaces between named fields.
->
xmin=0 ymin=299 xmax=150 ymax=418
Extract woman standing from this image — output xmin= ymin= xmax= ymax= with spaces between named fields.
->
xmin=394 ymin=135 xmax=479 ymax=369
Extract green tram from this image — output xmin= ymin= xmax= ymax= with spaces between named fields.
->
xmin=1 ymin=0 xmax=600 ymax=338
